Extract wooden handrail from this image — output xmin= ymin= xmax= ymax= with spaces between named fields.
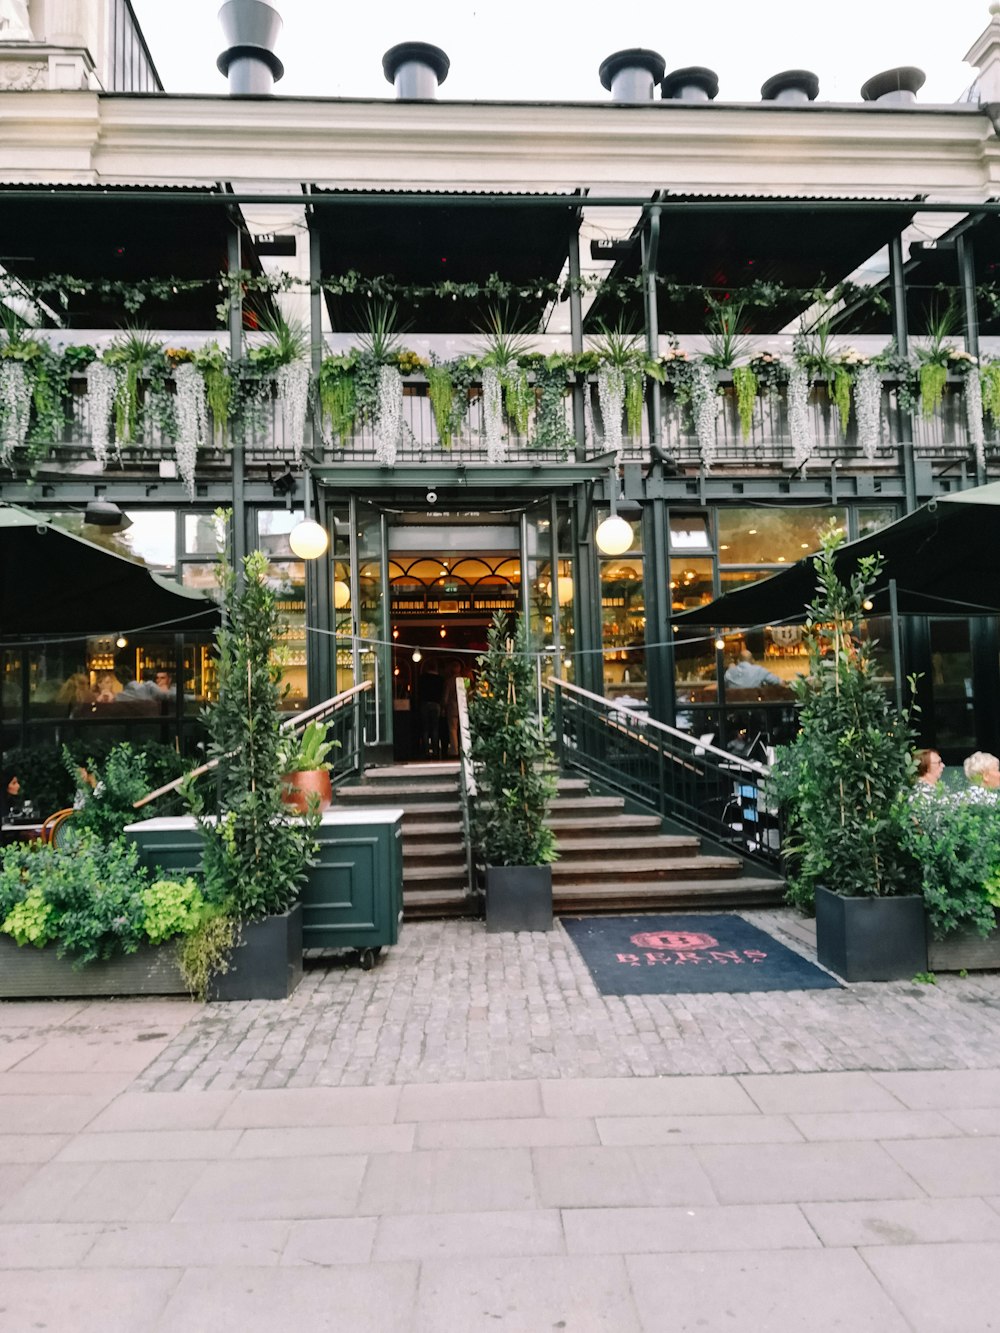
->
xmin=131 ymin=681 xmax=374 ymax=809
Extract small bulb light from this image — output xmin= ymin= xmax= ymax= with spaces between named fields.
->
xmin=115 ymin=635 xmax=128 ymax=649
xmin=715 ymin=637 xmax=726 ymax=651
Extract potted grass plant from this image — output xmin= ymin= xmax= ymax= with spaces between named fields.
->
xmin=467 ymin=612 xmax=558 ymax=932
xmin=278 ymin=720 xmax=338 ymax=813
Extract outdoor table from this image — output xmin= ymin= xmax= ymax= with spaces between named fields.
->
xmin=0 ymin=820 xmax=45 ymax=846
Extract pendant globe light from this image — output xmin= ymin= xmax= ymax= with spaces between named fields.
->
xmin=595 ymin=467 xmax=636 ymax=556
xmin=288 ymin=470 xmax=330 ymax=560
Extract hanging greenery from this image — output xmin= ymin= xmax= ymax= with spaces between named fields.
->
xmin=317 ymin=352 xmax=357 ymax=444
xmin=854 ymin=362 xmax=884 ymax=459
xmin=373 ymin=362 xmax=402 ymax=466
xmin=690 ymin=363 xmax=720 ymax=466
xmin=731 ymin=365 xmax=758 ymax=438
xmin=964 ymin=361 xmax=986 ymax=472
xmin=983 ymin=363 xmax=1000 ymax=428
xmin=275 ymin=360 xmax=310 ymax=464
xmin=532 ymin=356 xmax=574 ymax=455
xmin=172 ymin=362 xmax=207 ymax=499
xmin=596 ymin=362 xmax=625 ymax=459
xmin=482 ymin=364 xmax=505 ymax=464
xmin=918 ymin=362 xmax=949 ymax=420
xmin=101 ymin=329 xmax=166 ymax=447
xmin=193 ymin=343 xmax=233 ymax=444
xmin=832 ymin=364 xmax=853 ymax=435
xmin=0 ymin=360 xmax=31 ymax=467
xmin=84 ymin=359 xmax=116 ymax=468
xmin=787 ymin=364 xmax=813 ymax=469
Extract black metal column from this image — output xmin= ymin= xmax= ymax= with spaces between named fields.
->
xmin=641 ymin=203 xmax=663 ymax=459
xmin=306 ymin=214 xmax=333 ymax=704
xmin=568 ymin=219 xmax=587 ymax=461
xmin=889 ymin=231 xmax=918 ymax=512
xmin=227 ymin=221 xmax=247 ymax=570
xmin=958 ymin=229 xmax=986 ymax=485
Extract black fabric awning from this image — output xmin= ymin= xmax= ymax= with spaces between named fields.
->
xmin=674 ymin=483 xmax=1000 ymax=627
xmin=0 ymin=505 xmax=220 ymax=638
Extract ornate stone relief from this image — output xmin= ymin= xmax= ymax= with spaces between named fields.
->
xmin=0 ymin=58 xmax=46 ymax=89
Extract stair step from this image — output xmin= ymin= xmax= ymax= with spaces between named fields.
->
xmin=547 ymin=797 xmax=627 ymax=818
xmin=337 ymin=783 xmax=458 ymax=801
xmin=551 ymin=855 xmax=742 ymax=882
xmin=366 ymin=763 xmax=460 ymax=782
xmin=404 ymin=864 xmax=469 ymax=885
xmin=554 ymin=835 xmax=701 ymax=859
xmin=403 ymin=889 xmax=478 ymax=920
xmin=402 ymin=820 xmax=464 ymax=840
xmin=548 ymin=814 xmax=663 ymax=836
xmin=553 ymin=880 xmax=784 ymax=913
xmin=404 ymin=850 xmax=466 ymax=870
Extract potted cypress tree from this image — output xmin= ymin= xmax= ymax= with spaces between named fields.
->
xmin=770 ymin=523 xmax=924 ymax=981
xmin=194 ymin=544 xmax=316 ymax=999
xmin=467 ymin=612 xmax=558 ymax=932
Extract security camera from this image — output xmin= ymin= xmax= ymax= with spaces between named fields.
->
xmin=426 ymin=490 xmax=438 ymax=505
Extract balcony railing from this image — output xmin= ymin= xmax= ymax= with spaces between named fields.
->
xmin=6 ymin=365 xmax=998 ymax=478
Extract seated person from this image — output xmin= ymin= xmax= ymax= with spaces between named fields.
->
xmin=724 ymin=650 xmax=784 ymax=690
xmin=963 ymin=751 xmax=1000 ymax=792
xmin=1 ymin=769 xmax=21 ymax=820
xmin=914 ymin=749 xmax=946 ymax=788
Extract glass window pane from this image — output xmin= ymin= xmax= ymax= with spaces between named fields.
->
xmin=183 ymin=513 xmax=226 ymax=555
xmin=180 ymin=563 xmax=223 ymax=600
xmin=716 ymin=507 xmax=846 ymax=565
xmin=265 ymin=559 xmax=307 ymax=711
xmin=856 ymin=505 xmax=899 ymax=539
xmin=669 ymin=514 xmax=711 ymax=551
xmin=48 ymin=511 xmax=177 ymax=573
xmin=670 ymin=558 xmax=715 ymax=613
xmin=257 ymin=509 xmax=305 ymax=560
xmin=601 ymin=557 xmax=645 ymax=699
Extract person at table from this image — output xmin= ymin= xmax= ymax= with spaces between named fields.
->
xmin=1 ymin=769 xmax=21 ymax=820
xmin=724 ymin=650 xmax=784 ymax=690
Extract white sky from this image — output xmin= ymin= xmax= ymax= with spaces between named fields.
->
xmin=131 ymin=0 xmax=993 ymax=104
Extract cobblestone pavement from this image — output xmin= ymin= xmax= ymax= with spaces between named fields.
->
xmin=86 ymin=909 xmax=1000 ymax=1093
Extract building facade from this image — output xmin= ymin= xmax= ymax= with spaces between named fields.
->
xmin=4 ymin=1 xmax=1000 ymax=769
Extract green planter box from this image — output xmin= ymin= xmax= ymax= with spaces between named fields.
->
xmin=0 ymin=935 xmax=187 ymax=999
xmin=126 ymin=809 xmax=405 ymax=965
xmin=302 ymin=809 xmax=404 ymax=957
xmin=928 ymin=908 xmax=1000 ymax=972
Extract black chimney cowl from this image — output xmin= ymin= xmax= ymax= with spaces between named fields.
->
xmin=861 ymin=66 xmax=926 ymax=104
xmin=599 ymin=48 xmax=666 ymax=101
xmin=761 ymin=70 xmax=819 ymax=103
xmin=661 ymin=66 xmax=719 ymax=101
xmin=383 ymin=41 xmax=450 ymax=97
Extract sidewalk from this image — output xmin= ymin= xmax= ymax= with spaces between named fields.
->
xmin=2 ymin=910 xmax=1000 ymax=1330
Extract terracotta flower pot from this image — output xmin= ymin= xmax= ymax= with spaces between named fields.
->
xmin=279 ymin=769 xmax=332 ymax=814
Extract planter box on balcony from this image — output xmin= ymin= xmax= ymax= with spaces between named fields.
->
xmin=0 ymin=935 xmax=187 ymax=999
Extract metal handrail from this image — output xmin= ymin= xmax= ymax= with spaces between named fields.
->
xmin=545 ymin=677 xmax=781 ymax=869
xmin=548 ymin=678 xmax=770 ymax=777
xmin=455 ymin=677 xmax=477 ymax=898
xmin=132 ymin=681 xmax=374 ymax=809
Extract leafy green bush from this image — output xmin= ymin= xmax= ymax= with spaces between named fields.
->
xmin=770 ymin=524 xmax=916 ymax=910
xmin=0 ymin=831 xmax=213 ymax=966
xmin=7 ymin=739 xmax=191 ymax=817
xmin=900 ymin=789 xmax=1000 ymax=939
xmin=68 ymin=742 xmax=151 ymax=841
xmin=140 ymin=878 xmax=209 ymax=945
xmin=467 ymin=612 xmax=558 ymax=867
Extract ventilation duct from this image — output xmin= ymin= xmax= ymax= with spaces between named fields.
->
xmin=382 ymin=42 xmax=450 ymax=98
xmin=661 ymin=66 xmax=719 ymax=102
xmin=217 ymin=0 xmax=284 ymax=95
xmin=861 ymin=66 xmax=925 ymax=105
xmin=761 ymin=70 xmax=819 ymax=103
xmin=598 ymin=49 xmax=666 ymax=102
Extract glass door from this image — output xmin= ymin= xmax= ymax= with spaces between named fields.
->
xmin=521 ymin=496 xmax=565 ymax=694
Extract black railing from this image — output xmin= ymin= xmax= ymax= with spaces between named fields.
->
xmin=546 ymin=678 xmax=781 ymax=869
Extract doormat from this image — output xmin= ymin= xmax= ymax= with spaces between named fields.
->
xmin=562 ymin=914 xmax=840 ymax=996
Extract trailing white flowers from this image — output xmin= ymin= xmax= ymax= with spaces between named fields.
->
xmin=373 ymin=363 xmax=402 ymax=466
xmin=85 ymin=360 xmax=116 ymax=469
xmin=964 ymin=365 xmax=986 ymax=471
xmin=690 ymin=363 xmax=720 ymax=466
xmin=0 ymin=360 xmax=31 ymax=466
xmin=482 ymin=364 xmax=505 ymax=464
xmin=854 ymin=363 xmax=883 ymax=459
xmin=787 ymin=364 xmax=813 ymax=470
xmin=275 ymin=359 xmax=310 ymax=465
xmin=597 ymin=363 xmax=625 ymax=461
xmin=173 ymin=363 xmax=207 ymax=499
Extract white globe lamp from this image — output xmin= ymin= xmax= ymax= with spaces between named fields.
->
xmin=595 ymin=514 xmax=633 ymax=556
xmin=288 ymin=518 xmax=329 ymax=560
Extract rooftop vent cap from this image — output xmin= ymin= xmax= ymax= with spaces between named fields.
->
xmin=382 ymin=41 xmax=450 ymax=99
xmin=661 ymin=66 xmax=719 ymax=102
xmin=860 ymin=65 xmax=925 ymax=105
xmin=761 ymin=69 xmax=819 ymax=103
xmin=217 ymin=0 xmax=284 ymax=95
xmin=598 ymin=48 xmax=666 ymax=102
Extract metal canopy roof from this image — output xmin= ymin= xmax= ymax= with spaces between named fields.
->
xmin=309 ymin=189 xmax=579 ymax=333
xmin=585 ymin=196 xmax=919 ymax=334
xmin=0 ymin=186 xmax=260 ymax=329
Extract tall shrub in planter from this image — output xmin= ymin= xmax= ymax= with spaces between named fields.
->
xmin=772 ymin=524 xmax=916 ymax=909
xmin=199 ymin=546 xmax=315 ymax=919
xmin=467 ymin=613 xmax=557 ymax=931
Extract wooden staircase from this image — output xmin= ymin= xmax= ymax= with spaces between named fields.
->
xmin=332 ymin=763 xmax=783 ymax=920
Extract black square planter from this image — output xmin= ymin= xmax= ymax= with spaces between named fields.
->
xmin=211 ymin=902 xmax=304 ymax=1001
xmin=815 ymin=886 xmax=927 ymax=982
xmin=485 ymin=865 xmax=553 ymax=933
